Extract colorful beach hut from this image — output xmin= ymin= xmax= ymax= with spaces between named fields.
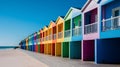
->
xmin=43 ymin=26 xmax=48 ymax=54
xmin=56 ymin=16 xmax=64 ymax=56
xmin=81 ymin=0 xmax=100 ymax=61
xmin=40 ymin=29 xmax=44 ymax=53
xmin=69 ymin=7 xmax=82 ymax=59
xmin=37 ymin=31 xmax=40 ymax=52
xmin=95 ymin=0 xmax=120 ymax=64
xmin=48 ymin=21 xmax=56 ymax=55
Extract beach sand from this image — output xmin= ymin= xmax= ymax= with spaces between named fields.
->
xmin=0 ymin=49 xmax=48 ymax=67
xmin=0 ymin=49 xmax=120 ymax=67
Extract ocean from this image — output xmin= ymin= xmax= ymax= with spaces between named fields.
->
xmin=0 ymin=46 xmax=18 ymax=49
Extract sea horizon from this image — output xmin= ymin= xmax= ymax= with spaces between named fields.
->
xmin=0 ymin=46 xmax=18 ymax=49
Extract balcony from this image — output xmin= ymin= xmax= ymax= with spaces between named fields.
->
xmin=36 ymin=39 xmax=39 ymax=43
xmin=34 ymin=39 xmax=36 ymax=43
xmin=49 ymin=34 xmax=52 ymax=40
xmin=72 ymin=27 xmax=82 ymax=36
xmin=58 ymin=31 xmax=63 ymax=39
xmin=43 ymin=37 xmax=46 ymax=41
xmin=40 ymin=38 xmax=41 ymax=42
xmin=46 ymin=36 xmax=49 ymax=41
xmin=64 ymin=30 xmax=70 ymax=37
xmin=53 ymin=34 xmax=56 ymax=40
xmin=84 ymin=22 xmax=97 ymax=34
xmin=42 ymin=38 xmax=43 ymax=41
xmin=40 ymin=38 xmax=43 ymax=42
xmin=102 ymin=16 xmax=120 ymax=31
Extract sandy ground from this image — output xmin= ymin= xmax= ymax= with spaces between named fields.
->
xmin=0 ymin=49 xmax=48 ymax=67
xmin=21 ymin=49 xmax=120 ymax=67
xmin=0 ymin=49 xmax=120 ymax=67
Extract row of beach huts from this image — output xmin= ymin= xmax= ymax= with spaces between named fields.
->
xmin=19 ymin=0 xmax=120 ymax=64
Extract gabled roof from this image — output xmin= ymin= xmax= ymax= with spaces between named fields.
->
xmin=56 ymin=16 xmax=64 ymax=24
xmin=64 ymin=7 xmax=81 ymax=21
xmin=81 ymin=0 xmax=114 ymax=12
xmin=43 ymin=26 xmax=48 ymax=31
xmin=52 ymin=20 xmax=56 ymax=22
xmin=99 ymin=0 xmax=114 ymax=5
xmin=26 ymin=38 xmax=28 ymax=40
xmin=37 ymin=31 xmax=40 ymax=34
xmin=42 ymin=25 xmax=48 ymax=29
xmin=81 ymin=0 xmax=92 ymax=12
xmin=34 ymin=32 xmax=37 ymax=36
xmin=48 ymin=21 xmax=55 ymax=28
xmin=60 ymin=16 xmax=64 ymax=19
xmin=40 ymin=29 xmax=43 ymax=32
xmin=28 ymin=36 xmax=31 ymax=39
xmin=40 ymin=28 xmax=43 ymax=32
xmin=72 ymin=7 xmax=81 ymax=10
xmin=46 ymin=25 xmax=48 ymax=27
xmin=28 ymin=34 xmax=33 ymax=39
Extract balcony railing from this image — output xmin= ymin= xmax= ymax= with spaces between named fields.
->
xmin=45 ymin=37 xmax=46 ymax=41
xmin=33 ymin=39 xmax=37 ymax=43
xmin=49 ymin=34 xmax=52 ymax=40
xmin=84 ymin=22 xmax=97 ymax=34
xmin=44 ymin=37 xmax=45 ymax=41
xmin=46 ymin=36 xmax=48 ymax=41
xmin=72 ymin=27 xmax=82 ymax=36
xmin=41 ymin=38 xmax=42 ymax=41
xmin=36 ymin=39 xmax=39 ymax=43
xmin=42 ymin=38 xmax=43 ymax=41
xmin=41 ymin=38 xmax=43 ymax=42
xmin=102 ymin=16 xmax=120 ymax=31
xmin=58 ymin=31 xmax=63 ymax=39
xmin=53 ymin=34 xmax=56 ymax=40
xmin=64 ymin=30 xmax=70 ymax=37
xmin=29 ymin=42 xmax=32 ymax=45
xmin=40 ymin=38 xmax=42 ymax=42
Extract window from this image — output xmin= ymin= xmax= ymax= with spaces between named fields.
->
xmin=112 ymin=7 xmax=120 ymax=28
xmin=73 ymin=15 xmax=81 ymax=28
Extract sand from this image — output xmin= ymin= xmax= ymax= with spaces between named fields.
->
xmin=0 ymin=49 xmax=120 ymax=67
xmin=0 ymin=49 xmax=48 ymax=67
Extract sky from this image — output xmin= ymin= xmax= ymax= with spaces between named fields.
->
xmin=0 ymin=0 xmax=87 ymax=46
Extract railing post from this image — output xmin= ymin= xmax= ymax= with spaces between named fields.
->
xmin=90 ymin=24 xmax=92 ymax=33
xmin=111 ymin=16 xmax=113 ymax=30
xmin=102 ymin=19 xmax=105 ymax=31
xmin=72 ymin=27 xmax=81 ymax=36
xmin=58 ymin=32 xmax=62 ymax=39
xmin=118 ymin=16 xmax=120 ymax=26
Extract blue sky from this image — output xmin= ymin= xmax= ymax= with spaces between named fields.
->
xmin=0 ymin=0 xmax=87 ymax=46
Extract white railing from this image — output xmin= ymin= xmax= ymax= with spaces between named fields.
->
xmin=36 ymin=39 xmax=39 ymax=44
xmin=58 ymin=31 xmax=63 ymax=39
xmin=49 ymin=34 xmax=52 ymax=40
xmin=40 ymin=38 xmax=43 ymax=42
xmin=46 ymin=36 xmax=48 ymax=41
xmin=48 ymin=35 xmax=50 ymax=40
xmin=64 ymin=30 xmax=70 ymax=37
xmin=34 ymin=39 xmax=37 ymax=43
xmin=40 ymin=38 xmax=41 ymax=42
xmin=84 ymin=22 xmax=97 ymax=34
xmin=41 ymin=38 xmax=43 ymax=42
xmin=44 ymin=37 xmax=46 ymax=41
xmin=72 ymin=27 xmax=82 ymax=36
xmin=28 ymin=41 xmax=32 ymax=45
xmin=45 ymin=37 xmax=46 ymax=41
xmin=53 ymin=34 xmax=56 ymax=40
xmin=41 ymin=38 xmax=43 ymax=41
xmin=102 ymin=16 xmax=120 ymax=31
